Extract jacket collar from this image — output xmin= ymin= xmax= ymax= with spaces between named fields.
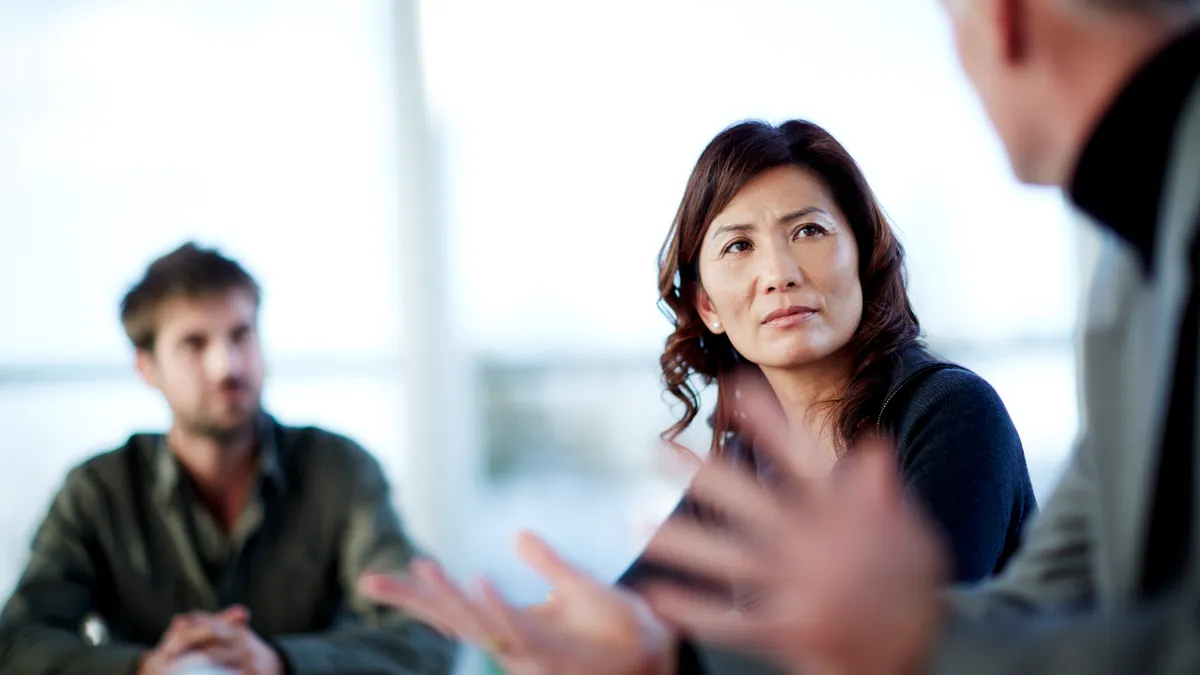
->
xmin=150 ymin=412 xmax=287 ymax=506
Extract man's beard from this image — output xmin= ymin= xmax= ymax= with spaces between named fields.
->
xmin=191 ymin=415 xmax=257 ymax=443
xmin=187 ymin=384 xmax=261 ymax=443
xmin=187 ymin=410 xmax=258 ymax=443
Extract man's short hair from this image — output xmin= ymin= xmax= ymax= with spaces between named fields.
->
xmin=119 ymin=242 xmax=261 ymax=352
xmin=1099 ymin=0 xmax=1200 ymax=8
xmin=1065 ymin=0 xmax=1200 ymax=27
xmin=1076 ymin=0 xmax=1200 ymax=11
xmin=948 ymin=0 xmax=1200 ymax=13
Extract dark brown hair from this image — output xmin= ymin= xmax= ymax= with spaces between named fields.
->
xmin=658 ymin=119 xmax=920 ymax=456
xmin=120 ymin=242 xmax=260 ymax=352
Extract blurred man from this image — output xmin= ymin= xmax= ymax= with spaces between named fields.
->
xmin=635 ymin=1 xmax=1200 ymax=674
xmin=0 ymin=243 xmax=456 ymax=675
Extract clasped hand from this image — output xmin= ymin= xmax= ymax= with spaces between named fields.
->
xmin=138 ymin=605 xmax=284 ymax=675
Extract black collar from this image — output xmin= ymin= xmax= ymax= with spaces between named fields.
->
xmin=1069 ymin=24 xmax=1200 ymax=272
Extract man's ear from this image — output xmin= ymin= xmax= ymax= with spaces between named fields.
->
xmin=134 ymin=348 xmax=158 ymax=389
xmin=694 ymin=286 xmax=725 ymax=335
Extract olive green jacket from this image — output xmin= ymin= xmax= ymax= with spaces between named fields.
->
xmin=0 ymin=415 xmax=456 ymax=675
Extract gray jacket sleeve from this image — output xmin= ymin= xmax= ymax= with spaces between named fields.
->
xmin=0 ymin=467 xmax=145 ymax=675
xmin=270 ymin=448 xmax=457 ymax=675
xmin=929 ymin=595 xmax=1200 ymax=675
xmin=928 ymin=432 xmax=1200 ymax=675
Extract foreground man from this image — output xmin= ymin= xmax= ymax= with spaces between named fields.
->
xmin=359 ymin=1 xmax=1200 ymax=674
xmin=0 ymin=243 xmax=456 ymax=675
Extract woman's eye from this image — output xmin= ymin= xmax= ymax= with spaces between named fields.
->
xmin=722 ymin=240 xmax=752 ymax=255
xmin=794 ymin=223 xmax=828 ymax=239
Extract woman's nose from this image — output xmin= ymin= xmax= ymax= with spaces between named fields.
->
xmin=761 ymin=248 xmax=803 ymax=293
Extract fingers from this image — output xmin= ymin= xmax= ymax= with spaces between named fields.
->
xmin=514 ymin=532 xmax=594 ymax=591
xmin=199 ymin=642 xmax=248 ymax=668
xmin=729 ymin=370 xmax=899 ymax=512
xmin=639 ymin=584 xmax=768 ymax=646
xmin=726 ymin=370 xmax=799 ymax=475
xmin=643 ymin=518 xmax=769 ymax=586
xmin=357 ymin=571 xmax=461 ymax=637
xmin=411 ymin=560 xmax=493 ymax=644
xmin=474 ymin=578 xmax=537 ymax=657
xmin=215 ymin=604 xmax=250 ymax=626
xmin=159 ymin=618 xmax=201 ymax=658
xmin=359 ymin=560 xmax=533 ymax=654
xmin=657 ymin=442 xmax=704 ymax=482
xmin=523 ymin=602 xmax=561 ymax=632
xmin=358 ymin=571 xmax=421 ymax=607
xmin=367 ymin=563 xmax=548 ymax=661
xmin=359 ymin=561 xmax=494 ymax=641
xmin=689 ymin=458 xmax=792 ymax=533
xmin=159 ymin=614 xmax=239 ymax=659
xmin=843 ymin=443 xmax=902 ymax=514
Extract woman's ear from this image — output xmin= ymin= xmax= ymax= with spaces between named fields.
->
xmin=695 ymin=286 xmax=725 ymax=334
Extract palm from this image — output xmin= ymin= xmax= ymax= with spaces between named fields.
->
xmin=494 ymin=535 xmax=667 ymax=674
xmin=549 ymin=586 xmax=640 ymax=639
xmin=358 ymin=532 xmax=671 ymax=675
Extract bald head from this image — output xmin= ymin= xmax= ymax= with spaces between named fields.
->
xmin=940 ymin=0 xmax=1198 ymax=185
xmin=1085 ymin=0 xmax=1200 ymax=9
xmin=942 ymin=0 xmax=1200 ymax=25
xmin=946 ymin=0 xmax=1199 ymax=10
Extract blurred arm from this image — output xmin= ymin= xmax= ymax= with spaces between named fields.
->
xmin=0 ymin=467 xmax=145 ymax=675
xmin=929 ymin=594 xmax=1200 ymax=675
xmin=924 ymin=432 xmax=1171 ymax=675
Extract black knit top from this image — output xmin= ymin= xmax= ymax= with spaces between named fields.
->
xmin=618 ymin=345 xmax=1038 ymax=592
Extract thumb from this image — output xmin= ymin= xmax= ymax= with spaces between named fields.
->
xmin=515 ymin=531 xmax=592 ymax=591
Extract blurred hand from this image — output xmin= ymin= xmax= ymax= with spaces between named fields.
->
xmin=639 ymin=372 xmax=949 ymax=675
xmin=162 ymin=653 xmax=239 ymax=675
xmin=139 ymin=606 xmax=247 ymax=675
xmin=138 ymin=605 xmax=284 ymax=675
xmin=358 ymin=532 xmax=676 ymax=675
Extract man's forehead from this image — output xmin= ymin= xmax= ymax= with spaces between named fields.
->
xmin=156 ymin=291 xmax=256 ymax=332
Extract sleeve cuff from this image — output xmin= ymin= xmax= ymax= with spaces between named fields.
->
xmin=101 ymin=645 xmax=145 ymax=675
xmin=923 ymin=610 xmax=991 ymax=675
xmin=271 ymin=635 xmax=338 ymax=675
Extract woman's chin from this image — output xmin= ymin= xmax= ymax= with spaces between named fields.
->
xmin=753 ymin=343 xmax=848 ymax=371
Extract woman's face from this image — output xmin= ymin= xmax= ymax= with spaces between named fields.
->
xmin=695 ymin=164 xmax=863 ymax=371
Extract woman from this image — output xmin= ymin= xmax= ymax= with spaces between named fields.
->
xmin=359 ymin=119 xmax=1037 ymax=674
xmin=620 ymin=118 xmax=1036 ymax=594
